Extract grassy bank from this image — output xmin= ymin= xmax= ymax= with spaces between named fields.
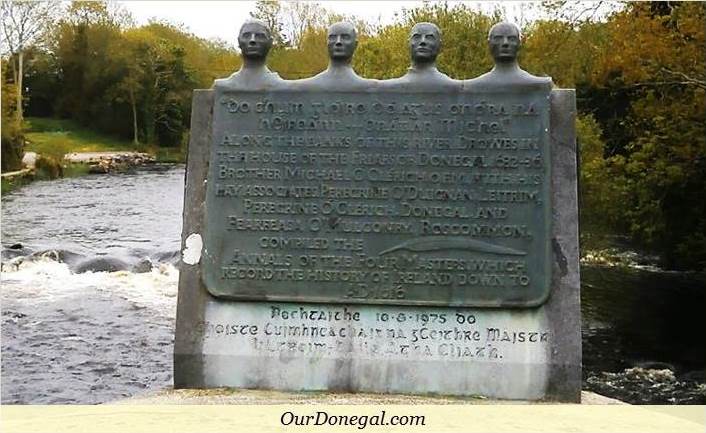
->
xmin=2 ymin=117 xmax=185 ymax=195
xmin=24 ymin=117 xmax=186 ymax=162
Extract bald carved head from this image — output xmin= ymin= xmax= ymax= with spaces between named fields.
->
xmin=327 ymin=21 xmax=357 ymax=62
xmin=238 ymin=19 xmax=273 ymax=61
xmin=409 ymin=22 xmax=441 ymax=65
xmin=488 ymin=22 xmax=521 ymax=63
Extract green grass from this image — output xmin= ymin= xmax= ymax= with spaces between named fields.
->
xmin=23 ymin=117 xmax=186 ymax=162
xmin=24 ymin=117 xmax=144 ymax=160
xmin=2 ymin=175 xmax=31 ymax=195
xmin=2 ymin=117 xmax=185 ymax=194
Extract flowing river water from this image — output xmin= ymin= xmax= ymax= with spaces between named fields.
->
xmin=1 ymin=165 xmax=704 ymax=404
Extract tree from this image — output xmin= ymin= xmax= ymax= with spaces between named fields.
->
xmin=250 ymin=0 xmax=287 ymax=47
xmin=1 ymin=0 xmax=59 ymax=122
xmin=1 ymin=57 xmax=22 ymax=171
xmin=588 ymin=2 xmax=706 ymax=268
xmin=53 ymin=1 xmax=126 ymax=131
xmin=282 ymin=1 xmax=329 ymax=48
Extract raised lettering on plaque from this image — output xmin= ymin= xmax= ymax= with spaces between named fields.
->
xmin=201 ymin=21 xmax=551 ymax=307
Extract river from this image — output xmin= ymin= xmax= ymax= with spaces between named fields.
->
xmin=1 ymin=165 xmax=704 ymax=404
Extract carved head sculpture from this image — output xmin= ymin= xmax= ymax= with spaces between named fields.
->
xmin=488 ymin=22 xmax=521 ymax=64
xmin=238 ymin=19 xmax=273 ymax=61
xmin=327 ymin=21 xmax=357 ymax=63
xmin=409 ymin=22 xmax=441 ymax=65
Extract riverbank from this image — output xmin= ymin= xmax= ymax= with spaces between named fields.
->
xmin=1 ymin=117 xmax=184 ymax=194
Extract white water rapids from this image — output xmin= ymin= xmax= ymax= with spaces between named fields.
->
xmin=2 ymin=165 xmax=184 ymax=403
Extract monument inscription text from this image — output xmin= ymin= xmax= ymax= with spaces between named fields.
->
xmin=198 ymin=303 xmax=551 ymax=363
xmin=202 ymin=90 xmax=551 ymax=307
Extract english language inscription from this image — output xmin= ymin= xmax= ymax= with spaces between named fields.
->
xmin=202 ymin=90 xmax=551 ymax=307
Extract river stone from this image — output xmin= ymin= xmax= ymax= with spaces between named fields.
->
xmin=131 ymin=258 xmax=154 ymax=274
xmin=31 ymin=249 xmax=85 ymax=266
xmin=73 ymin=256 xmax=131 ymax=274
xmin=2 ymin=246 xmax=29 ymax=261
xmin=153 ymin=250 xmax=181 ymax=266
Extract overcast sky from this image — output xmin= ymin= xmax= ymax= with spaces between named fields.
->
xmin=119 ymin=1 xmax=548 ymax=44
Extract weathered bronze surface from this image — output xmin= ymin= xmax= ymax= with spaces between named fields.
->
xmin=200 ymin=20 xmax=553 ymax=307
xmin=202 ymin=88 xmax=551 ymax=307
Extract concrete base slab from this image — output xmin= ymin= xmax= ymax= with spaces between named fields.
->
xmin=114 ymin=388 xmax=625 ymax=405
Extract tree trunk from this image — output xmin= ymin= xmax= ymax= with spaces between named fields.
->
xmin=16 ymin=50 xmax=23 ymax=123
xmin=129 ymin=86 xmax=139 ymax=144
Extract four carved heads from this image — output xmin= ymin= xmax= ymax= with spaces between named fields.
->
xmin=232 ymin=19 xmax=537 ymax=89
xmin=237 ymin=20 xmax=523 ymax=66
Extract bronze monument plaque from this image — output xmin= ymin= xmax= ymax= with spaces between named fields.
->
xmin=202 ymin=89 xmax=551 ymax=307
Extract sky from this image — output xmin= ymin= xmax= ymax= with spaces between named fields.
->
xmin=119 ymin=1 xmax=547 ymax=44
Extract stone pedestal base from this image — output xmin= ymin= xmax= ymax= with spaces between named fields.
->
xmin=174 ymin=90 xmax=580 ymax=402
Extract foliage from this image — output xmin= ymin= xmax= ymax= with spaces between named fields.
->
xmin=1 ymin=58 xmax=23 ymax=171
xmin=270 ymin=25 xmax=328 ymax=79
xmin=3 ymin=0 xmax=705 ymax=269
xmin=587 ymin=2 xmax=706 ymax=269
xmin=1 ymin=0 xmax=60 ymax=122
xmin=251 ymin=0 xmax=287 ymax=47
xmin=576 ymin=114 xmax=626 ymax=248
xmin=522 ymin=19 xmax=610 ymax=88
xmin=21 ymin=2 xmax=238 ymax=149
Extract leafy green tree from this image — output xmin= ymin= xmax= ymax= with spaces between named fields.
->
xmin=522 ymin=19 xmax=610 ymax=88
xmin=576 ymin=114 xmax=628 ymax=245
xmin=53 ymin=1 xmax=126 ymax=131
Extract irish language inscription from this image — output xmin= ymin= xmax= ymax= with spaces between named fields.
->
xmin=199 ymin=303 xmax=551 ymax=362
xmin=203 ymin=90 xmax=551 ymax=306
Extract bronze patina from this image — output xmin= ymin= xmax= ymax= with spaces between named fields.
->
xmin=201 ymin=21 xmax=552 ymax=307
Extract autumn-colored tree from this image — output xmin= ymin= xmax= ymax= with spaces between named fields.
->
xmin=270 ymin=25 xmax=327 ymax=79
xmin=1 ymin=57 xmax=23 ymax=171
xmin=588 ymin=2 xmax=706 ymax=268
